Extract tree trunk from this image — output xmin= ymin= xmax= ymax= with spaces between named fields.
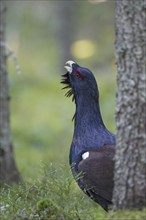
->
xmin=56 ymin=1 xmax=74 ymax=60
xmin=0 ymin=0 xmax=20 ymax=184
xmin=113 ymin=0 xmax=146 ymax=209
xmin=54 ymin=1 xmax=80 ymax=72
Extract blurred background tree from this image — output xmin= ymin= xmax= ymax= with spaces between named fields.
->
xmin=4 ymin=0 xmax=116 ymax=181
xmin=0 ymin=0 xmax=20 ymax=183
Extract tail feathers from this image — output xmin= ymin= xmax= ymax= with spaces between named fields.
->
xmin=86 ymin=189 xmax=112 ymax=212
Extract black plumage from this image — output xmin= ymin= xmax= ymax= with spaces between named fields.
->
xmin=61 ymin=61 xmax=115 ymax=211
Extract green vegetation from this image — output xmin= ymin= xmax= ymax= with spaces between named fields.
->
xmin=0 ymin=165 xmax=107 ymax=220
xmin=1 ymin=164 xmax=145 ymax=219
xmin=108 ymin=209 xmax=146 ymax=220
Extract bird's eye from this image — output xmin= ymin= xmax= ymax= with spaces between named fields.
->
xmin=75 ymin=70 xmax=84 ymax=80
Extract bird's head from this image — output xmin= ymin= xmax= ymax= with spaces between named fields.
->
xmin=61 ymin=60 xmax=99 ymax=101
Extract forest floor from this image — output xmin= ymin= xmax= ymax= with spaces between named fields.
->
xmin=0 ymin=163 xmax=145 ymax=220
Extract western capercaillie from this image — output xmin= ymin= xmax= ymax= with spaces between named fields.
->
xmin=61 ymin=61 xmax=115 ymax=211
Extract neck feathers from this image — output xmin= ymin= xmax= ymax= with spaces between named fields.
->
xmin=71 ymin=93 xmax=115 ymax=158
xmin=74 ymin=94 xmax=105 ymax=131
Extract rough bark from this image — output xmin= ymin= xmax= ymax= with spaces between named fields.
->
xmin=113 ymin=0 xmax=146 ymax=209
xmin=0 ymin=0 xmax=20 ymax=184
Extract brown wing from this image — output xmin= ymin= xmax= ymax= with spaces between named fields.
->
xmin=78 ymin=145 xmax=115 ymax=202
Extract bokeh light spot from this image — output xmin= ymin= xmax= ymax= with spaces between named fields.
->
xmin=71 ymin=39 xmax=96 ymax=59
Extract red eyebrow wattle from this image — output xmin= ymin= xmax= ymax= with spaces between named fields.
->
xmin=75 ymin=70 xmax=84 ymax=80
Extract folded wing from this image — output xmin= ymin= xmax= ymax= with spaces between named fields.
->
xmin=78 ymin=145 xmax=115 ymax=211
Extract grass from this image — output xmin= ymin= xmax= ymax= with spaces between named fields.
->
xmin=0 ymin=164 xmax=107 ymax=220
xmin=108 ymin=209 xmax=146 ymax=220
xmin=1 ymin=164 xmax=145 ymax=220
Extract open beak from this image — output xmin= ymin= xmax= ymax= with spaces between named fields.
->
xmin=64 ymin=60 xmax=75 ymax=73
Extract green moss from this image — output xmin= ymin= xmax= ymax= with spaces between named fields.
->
xmin=36 ymin=198 xmax=60 ymax=219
